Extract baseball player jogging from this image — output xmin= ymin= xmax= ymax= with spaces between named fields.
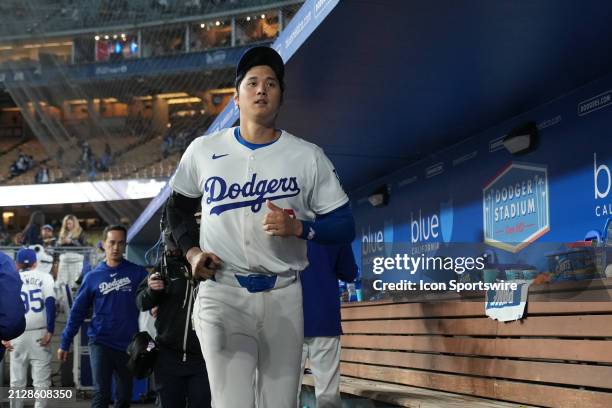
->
xmin=167 ymin=46 xmax=355 ymax=407
xmin=2 ymin=248 xmax=56 ymax=408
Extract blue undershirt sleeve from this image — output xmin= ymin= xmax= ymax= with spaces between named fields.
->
xmin=299 ymin=203 xmax=355 ymax=244
xmin=45 ymin=297 xmax=56 ymax=333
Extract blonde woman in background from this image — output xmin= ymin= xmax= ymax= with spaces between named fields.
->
xmin=57 ymin=215 xmax=87 ymax=247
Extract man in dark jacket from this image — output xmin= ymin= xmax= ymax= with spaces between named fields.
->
xmin=136 ymin=226 xmax=211 ymax=408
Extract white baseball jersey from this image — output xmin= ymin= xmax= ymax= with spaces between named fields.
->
xmin=170 ymin=127 xmax=349 ymax=274
xmin=19 ymin=267 xmax=55 ymax=331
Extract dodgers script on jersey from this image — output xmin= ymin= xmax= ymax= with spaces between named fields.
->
xmin=170 ymin=127 xmax=349 ymax=274
xmin=19 ymin=268 xmax=55 ymax=331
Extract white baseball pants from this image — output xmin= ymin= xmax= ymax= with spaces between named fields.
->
xmin=298 ymin=336 xmax=342 ymax=408
xmin=193 ymin=277 xmax=304 ymax=408
xmin=9 ymin=328 xmax=52 ymax=408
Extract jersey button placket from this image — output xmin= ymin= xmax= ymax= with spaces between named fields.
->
xmin=244 ymin=156 xmax=254 ymax=267
xmin=248 ymin=155 xmax=255 ymax=173
xmin=248 ymin=159 xmax=255 ymax=247
xmin=243 ymin=157 xmax=252 ymax=234
xmin=242 ymin=208 xmax=251 ymax=264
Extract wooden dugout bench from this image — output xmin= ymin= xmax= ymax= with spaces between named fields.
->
xmin=325 ymin=278 xmax=612 ymax=408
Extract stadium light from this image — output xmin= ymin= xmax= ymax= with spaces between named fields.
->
xmin=158 ymin=92 xmax=189 ymax=99
xmin=167 ymin=97 xmax=202 ymax=105
xmin=503 ymin=122 xmax=538 ymax=155
xmin=368 ymin=185 xmax=390 ymax=208
xmin=208 ymin=87 xmax=234 ymax=94
xmin=2 ymin=212 xmax=14 ymax=225
xmin=95 ymin=35 xmax=100 ymax=41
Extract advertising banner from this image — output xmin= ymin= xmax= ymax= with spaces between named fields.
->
xmin=352 ymin=70 xmax=612 ymax=302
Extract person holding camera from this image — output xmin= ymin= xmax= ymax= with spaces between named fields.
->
xmin=136 ymin=221 xmax=211 ymax=408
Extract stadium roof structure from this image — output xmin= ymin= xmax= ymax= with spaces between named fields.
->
xmin=128 ymin=0 xmax=612 ymax=244
xmin=0 ymin=0 xmax=301 ymax=40
xmin=0 ymin=46 xmax=244 ymax=98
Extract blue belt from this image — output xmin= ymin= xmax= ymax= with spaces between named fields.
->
xmin=235 ymin=274 xmax=278 ymax=293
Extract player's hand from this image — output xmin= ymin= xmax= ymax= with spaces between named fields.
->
xmin=1 ymin=340 xmax=13 ymax=351
xmin=262 ymin=200 xmax=303 ymax=237
xmin=57 ymin=348 xmax=69 ymax=362
xmin=39 ymin=332 xmax=52 ymax=347
xmin=150 ymin=307 xmax=159 ymax=318
xmin=186 ymin=249 xmax=222 ymax=280
xmin=148 ymin=273 xmax=165 ymax=291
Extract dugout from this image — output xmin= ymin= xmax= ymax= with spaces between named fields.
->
xmin=128 ymin=1 xmax=612 ymax=406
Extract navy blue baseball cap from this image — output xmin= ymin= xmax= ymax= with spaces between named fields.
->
xmin=235 ymin=46 xmax=284 ymax=88
xmin=16 ymin=248 xmax=37 ymax=266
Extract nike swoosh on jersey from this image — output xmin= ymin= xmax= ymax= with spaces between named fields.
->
xmin=212 ymin=153 xmax=229 ymax=160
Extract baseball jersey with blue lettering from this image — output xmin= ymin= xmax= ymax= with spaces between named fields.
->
xmin=60 ymin=259 xmax=148 ymax=351
xmin=19 ymin=268 xmax=55 ymax=331
xmin=170 ymin=127 xmax=349 ymax=274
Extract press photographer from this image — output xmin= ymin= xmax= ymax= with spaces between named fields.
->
xmin=136 ymin=206 xmax=211 ymax=408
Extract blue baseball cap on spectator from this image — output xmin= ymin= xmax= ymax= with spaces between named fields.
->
xmin=16 ymin=248 xmax=37 ymax=266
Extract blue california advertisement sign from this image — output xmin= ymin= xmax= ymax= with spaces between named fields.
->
xmin=483 ymin=162 xmax=550 ymax=252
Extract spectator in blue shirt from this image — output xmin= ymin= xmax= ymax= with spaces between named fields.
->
xmin=298 ymin=242 xmax=358 ymax=408
xmin=57 ymin=225 xmax=148 ymax=408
